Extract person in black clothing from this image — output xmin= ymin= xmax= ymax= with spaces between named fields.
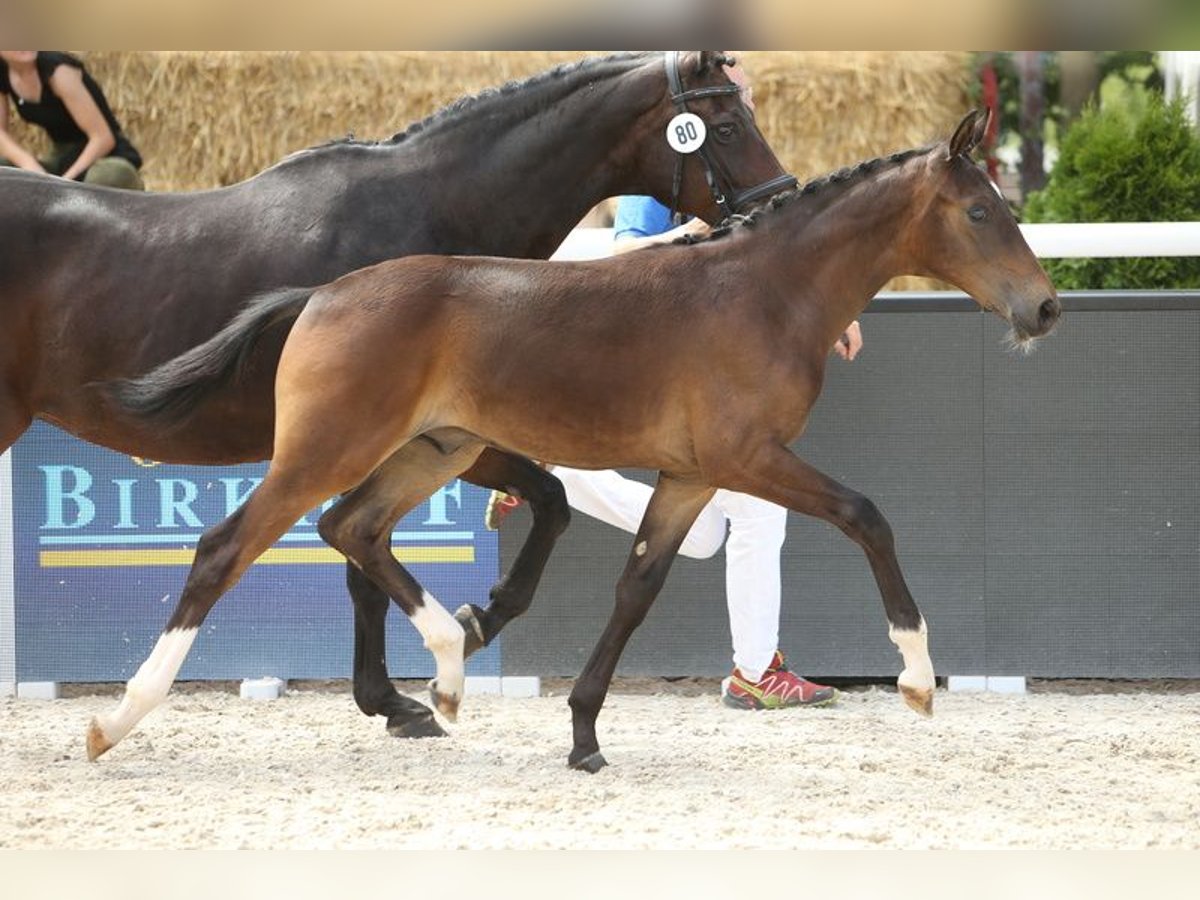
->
xmin=0 ymin=50 xmax=143 ymax=189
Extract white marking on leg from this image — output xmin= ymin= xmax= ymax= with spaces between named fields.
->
xmin=412 ymin=591 xmax=465 ymax=705
xmin=635 ymin=541 xmax=647 ymax=557
xmin=889 ymin=616 xmax=935 ymax=695
xmin=92 ymin=627 xmax=198 ymax=750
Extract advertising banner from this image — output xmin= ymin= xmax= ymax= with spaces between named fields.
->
xmin=9 ymin=423 xmax=500 ymax=682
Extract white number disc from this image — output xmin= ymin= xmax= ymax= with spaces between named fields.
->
xmin=666 ymin=113 xmax=706 ymax=154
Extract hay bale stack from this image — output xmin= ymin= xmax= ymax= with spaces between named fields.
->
xmin=9 ymin=51 xmax=968 ymax=192
xmin=745 ymin=51 xmax=970 ymax=180
xmin=20 ymin=52 xmax=592 ymax=191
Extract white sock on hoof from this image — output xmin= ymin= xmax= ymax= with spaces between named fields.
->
xmin=94 ymin=627 xmax=198 ymax=747
xmin=889 ymin=617 xmax=935 ymax=694
xmin=411 ymin=592 xmax=465 ymax=700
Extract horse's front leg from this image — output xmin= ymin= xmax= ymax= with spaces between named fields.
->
xmin=455 ymin=450 xmax=571 ymax=656
xmin=728 ymin=443 xmax=935 ymax=716
xmin=568 ymin=475 xmax=714 ymax=773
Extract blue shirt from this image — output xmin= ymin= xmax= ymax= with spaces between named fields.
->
xmin=613 ymin=195 xmax=683 ymax=242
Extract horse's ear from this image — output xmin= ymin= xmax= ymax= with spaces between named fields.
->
xmin=696 ymin=51 xmax=728 ymax=75
xmin=971 ymin=107 xmax=992 ymax=148
xmin=947 ymin=109 xmax=984 ymax=160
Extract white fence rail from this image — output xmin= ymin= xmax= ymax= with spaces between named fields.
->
xmin=553 ymin=222 xmax=1200 ymax=261
xmin=1021 ymin=222 xmax=1200 ymax=258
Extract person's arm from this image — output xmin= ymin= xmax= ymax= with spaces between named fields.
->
xmin=613 ymin=217 xmax=710 ymax=255
xmin=48 ymin=64 xmax=115 ymax=181
xmin=0 ymin=98 xmax=45 ymax=173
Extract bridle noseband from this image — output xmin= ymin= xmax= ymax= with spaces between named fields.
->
xmin=664 ymin=51 xmax=798 ymax=224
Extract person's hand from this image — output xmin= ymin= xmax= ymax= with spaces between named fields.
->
xmin=832 ymin=320 xmax=863 ymax=361
xmin=14 ymin=157 xmax=46 ymax=174
xmin=677 ymin=217 xmax=711 ymax=240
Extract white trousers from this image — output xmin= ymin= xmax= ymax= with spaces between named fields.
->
xmin=551 ymin=466 xmax=787 ymax=682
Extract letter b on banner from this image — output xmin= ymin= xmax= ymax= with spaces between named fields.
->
xmin=41 ymin=465 xmax=95 ymax=529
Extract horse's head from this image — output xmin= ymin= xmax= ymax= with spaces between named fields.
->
xmin=913 ymin=110 xmax=1060 ymax=349
xmin=632 ymin=51 xmax=796 ymax=225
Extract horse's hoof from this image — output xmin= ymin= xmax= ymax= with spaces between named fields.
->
xmin=568 ymin=751 xmax=608 ymax=774
xmin=429 ymin=680 xmax=461 ymax=723
xmin=899 ymin=684 xmax=934 ymax=717
xmin=453 ymin=604 xmax=487 ymax=658
xmin=386 ymin=712 xmax=449 ymax=739
xmin=86 ymin=718 xmax=113 ymax=762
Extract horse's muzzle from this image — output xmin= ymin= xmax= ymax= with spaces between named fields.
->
xmin=1037 ymin=296 xmax=1062 ymax=333
xmin=1017 ymin=295 xmax=1062 ymax=340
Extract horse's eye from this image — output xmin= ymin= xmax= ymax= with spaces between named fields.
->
xmin=968 ymin=205 xmax=988 ymax=222
xmin=713 ymin=123 xmax=738 ymax=142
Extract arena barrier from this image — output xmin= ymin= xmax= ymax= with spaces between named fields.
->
xmin=3 ymin=223 xmax=1198 ymax=693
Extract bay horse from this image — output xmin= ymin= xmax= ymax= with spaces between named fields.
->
xmin=96 ymin=110 xmax=1060 ymax=770
xmin=0 ymin=51 xmax=794 ymax=738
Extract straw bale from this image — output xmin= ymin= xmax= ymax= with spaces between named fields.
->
xmin=743 ymin=51 xmax=970 ymax=181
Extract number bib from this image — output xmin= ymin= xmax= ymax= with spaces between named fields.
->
xmin=666 ymin=113 xmax=706 ymax=154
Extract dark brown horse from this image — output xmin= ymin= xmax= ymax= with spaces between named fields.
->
xmin=0 ymin=51 xmax=793 ymax=737
xmin=94 ymin=110 xmax=1059 ymax=769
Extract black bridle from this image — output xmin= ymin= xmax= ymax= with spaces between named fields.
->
xmin=664 ymin=51 xmax=798 ymax=224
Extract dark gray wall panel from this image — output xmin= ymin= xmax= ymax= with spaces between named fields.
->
xmin=502 ymin=304 xmax=1200 ymax=679
xmin=985 ymin=554 xmax=1199 ymax=676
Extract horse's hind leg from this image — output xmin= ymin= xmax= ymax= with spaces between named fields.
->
xmin=568 ymin=475 xmax=714 ymax=772
xmin=347 ymin=449 xmax=563 ymax=738
xmin=346 ymin=563 xmax=447 ymax=738
xmin=87 ymin=467 xmax=347 ymax=760
xmin=455 ymin=450 xmax=570 ymax=656
xmin=318 ymin=435 xmax=487 ymax=724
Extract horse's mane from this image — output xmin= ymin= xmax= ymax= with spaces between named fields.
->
xmin=675 ymin=144 xmax=937 ymax=246
xmin=279 ymin=51 xmax=654 ymax=165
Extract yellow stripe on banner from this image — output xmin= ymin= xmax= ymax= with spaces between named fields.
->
xmin=39 ymin=546 xmax=474 ymax=568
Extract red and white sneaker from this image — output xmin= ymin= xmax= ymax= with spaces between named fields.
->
xmin=484 ymin=490 xmax=525 ymax=531
xmin=721 ymin=650 xmax=837 ymax=710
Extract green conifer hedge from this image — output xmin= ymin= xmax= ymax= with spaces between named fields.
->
xmin=1024 ymin=96 xmax=1200 ymax=290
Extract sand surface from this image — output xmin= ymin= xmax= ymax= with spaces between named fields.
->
xmin=2 ymin=680 xmax=1197 ymax=849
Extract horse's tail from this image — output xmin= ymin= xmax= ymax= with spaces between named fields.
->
xmin=110 ymin=285 xmax=317 ymax=426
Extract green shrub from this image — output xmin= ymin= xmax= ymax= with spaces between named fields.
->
xmin=1024 ymin=95 xmax=1200 ymax=290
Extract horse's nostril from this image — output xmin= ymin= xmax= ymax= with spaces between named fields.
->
xmin=1039 ymin=297 xmax=1061 ymax=325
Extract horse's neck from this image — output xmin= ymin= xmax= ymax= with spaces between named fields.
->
xmin=394 ymin=60 xmax=652 ymax=258
xmin=767 ymin=164 xmax=925 ymax=336
xmin=720 ymin=162 xmax=926 ymax=360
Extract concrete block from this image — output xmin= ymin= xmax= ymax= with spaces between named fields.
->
xmin=464 ymin=676 xmax=502 ymax=695
xmin=986 ymin=676 xmax=1027 ymax=694
xmin=240 ymin=676 xmax=286 ymax=700
xmin=501 ymin=676 xmax=541 ymax=698
xmin=17 ymin=681 xmax=60 ymax=700
xmin=947 ymin=676 xmax=1027 ymax=694
xmin=946 ymin=675 xmax=988 ymax=692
